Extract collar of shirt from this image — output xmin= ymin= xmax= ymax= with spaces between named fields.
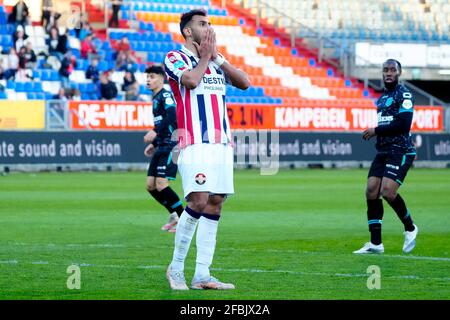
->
xmin=181 ymin=45 xmax=199 ymax=60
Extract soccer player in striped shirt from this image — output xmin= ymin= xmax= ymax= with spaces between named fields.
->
xmin=163 ymin=9 xmax=250 ymax=290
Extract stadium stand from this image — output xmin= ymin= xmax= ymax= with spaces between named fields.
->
xmin=0 ymin=0 xmax=446 ymax=107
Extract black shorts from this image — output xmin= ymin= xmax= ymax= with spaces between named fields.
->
xmin=147 ymin=151 xmax=177 ymax=180
xmin=368 ymin=153 xmax=415 ymax=185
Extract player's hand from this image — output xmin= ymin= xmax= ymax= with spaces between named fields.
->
xmin=362 ymin=128 xmax=376 ymax=140
xmin=193 ymin=28 xmax=214 ymax=60
xmin=143 ymin=130 xmax=157 ymax=144
xmin=144 ymin=144 xmax=155 ymax=157
xmin=211 ymin=28 xmax=218 ymax=60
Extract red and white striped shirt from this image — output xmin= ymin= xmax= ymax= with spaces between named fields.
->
xmin=164 ymin=46 xmax=231 ymax=148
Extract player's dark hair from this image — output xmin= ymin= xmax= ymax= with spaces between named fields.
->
xmin=179 ymin=9 xmax=207 ymax=39
xmin=145 ymin=65 xmax=165 ymax=77
xmin=385 ymin=59 xmax=402 ymax=72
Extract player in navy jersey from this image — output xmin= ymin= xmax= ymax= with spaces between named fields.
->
xmin=144 ymin=65 xmax=184 ymax=233
xmin=354 ymin=59 xmax=418 ymax=254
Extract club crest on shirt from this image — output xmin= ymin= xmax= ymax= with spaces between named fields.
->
xmin=195 ymin=173 xmax=206 ymax=185
xmin=385 ymin=97 xmax=394 ymax=107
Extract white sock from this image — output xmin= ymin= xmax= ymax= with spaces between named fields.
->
xmin=194 ymin=215 xmax=219 ymax=280
xmin=170 ymin=209 xmax=200 ymax=272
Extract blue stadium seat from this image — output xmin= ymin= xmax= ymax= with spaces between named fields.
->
xmin=90 ymin=93 xmax=99 ymax=100
xmin=102 ymin=41 xmax=111 ymax=50
xmin=87 ymin=83 xmax=96 ymax=93
xmin=24 ymin=82 xmax=34 ymax=92
xmin=27 ymin=93 xmax=36 ymax=100
xmin=15 ymin=83 xmax=25 ymax=92
xmin=98 ymin=61 xmax=108 ymax=71
xmin=6 ymin=81 xmax=14 ymax=89
xmin=0 ymin=91 xmax=7 ymax=99
xmin=0 ymin=12 xmax=7 ymax=24
xmin=78 ymin=83 xmax=87 ymax=93
xmin=50 ymin=71 xmax=60 ymax=81
xmin=109 ymin=31 xmax=119 ymax=40
xmin=129 ymin=33 xmax=140 ymax=41
xmin=35 ymin=93 xmax=45 ymax=100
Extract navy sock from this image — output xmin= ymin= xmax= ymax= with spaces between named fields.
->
xmin=185 ymin=206 xmax=202 ymax=219
xmin=367 ymin=199 xmax=384 ymax=245
xmin=159 ymin=187 xmax=184 ymax=217
xmin=387 ymin=194 xmax=415 ymax=232
xmin=202 ymin=212 xmax=220 ymax=221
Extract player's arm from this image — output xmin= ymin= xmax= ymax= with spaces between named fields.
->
xmin=144 ymin=130 xmax=156 ymax=143
xmin=375 ymin=112 xmax=413 ymax=137
xmin=180 ymin=57 xmax=210 ymax=90
xmin=219 ymin=59 xmax=250 ymax=90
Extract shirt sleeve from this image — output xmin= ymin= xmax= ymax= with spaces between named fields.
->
xmin=397 ymin=89 xmax=414 ymax=114
xmin=164 ymin=51 xmax=191 ymax=83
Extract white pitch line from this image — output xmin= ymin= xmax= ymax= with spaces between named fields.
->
xmin=4 ymin=242 xmax=450 ymax=262
xmin=2 ymin=259 xmax=449 ymax=282
xmin=0 ymin=260 xmax=18 ymax=264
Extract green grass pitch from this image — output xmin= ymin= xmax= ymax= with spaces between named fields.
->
xmin=0 ymin=168 xmax=449 ymax=299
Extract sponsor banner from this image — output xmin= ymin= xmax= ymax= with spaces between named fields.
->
xmin=69 ymin=101 xmax=154 ymax=130
xmin=0 ymin=101 xmax=46 ymax=130
xmin=227 ymin=104 xmax=443 ymax=132
xmin=234 ymin=131 xmax=450 ymax=162
xmin=1 ymin=131 xmax=449 ymax=164
xmin=68 ymin=102 xmax=444 ymax=132
xmin=355 ymin=42 xmax=450 ymax=68
xmin=0 ymin=131 xmax=148 ymax=164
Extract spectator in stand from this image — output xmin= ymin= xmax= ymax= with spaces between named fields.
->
xmin=59 ymin=49 xmax=77 ymax=88
xmin=19 ymin=42 xmax=37 ymax=69
xmin=86 ymin=58 xmax=100 ymax=83
xmin=100 ymin=71 xmax=118 ymax=100
xmin=78 ymin=20 xmax=93 ymax=41
xmin=16 ymin=45 xmax=34 ymax=81
xmin=47 ymin=27 xmax=64 ymax=61
xmin=8 ymin=0 xmax=30 ymax=29
xmin=109 ymin=0 xmax=123 ymax=28
xmin=44 ymin=10 xmax=62 ymax=35
xmin=42 ymin=0 xmax=53 ymax=30
xmin=115 ymin=37 xmax=131 ymax=55
xmin=58 ymin=28 xmax=69 ymax=55
xmin=115 ymin=50 xmax=137 ymax=72
xmin=81 ymin=33 xmax=98 ymax=60
xmin=0 ymin=57 xmax=4 ymax=80
xmin=70 ymin=88 xmax=82 ymax=101
xmin=13 ymin=26 xmax=28 ymax=54
xmin=122 ymin=70 xmax=139 ymax=101
xmin=53 ymin=87 xmax=68 ymax=101
xmin=4 ymin=48 xmax=19 ymax=80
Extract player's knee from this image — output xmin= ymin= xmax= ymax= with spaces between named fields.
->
xmin=188 ymin=201 xmax=208 ymax=213
xmin=146 ymin=183 xmax=156 ymax=192
xmin=155 ymin=179 xmax=169 ymax=192
xmin=380 ymin=187 xmax=397 ymax=202
xmin=365 ymin=185 xmax=379 ymax=199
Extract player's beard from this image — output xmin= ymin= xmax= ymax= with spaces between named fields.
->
xmin=384 ymin=75 xmax=399 ymax=91
xmin=192 ymin=29 xmax=203 ymax=46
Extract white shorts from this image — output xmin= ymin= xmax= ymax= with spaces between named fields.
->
xmin=177 ymin=143 xmax=234 ymax=198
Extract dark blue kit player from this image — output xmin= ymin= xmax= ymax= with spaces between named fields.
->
xmin=354 ymin=59 xmax=418 ymax=254
xmin=144 ymin=65 xmax=184 ymax=233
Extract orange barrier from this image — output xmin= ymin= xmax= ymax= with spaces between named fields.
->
xmin=227 ymin=104 xmax=444 ymax=132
